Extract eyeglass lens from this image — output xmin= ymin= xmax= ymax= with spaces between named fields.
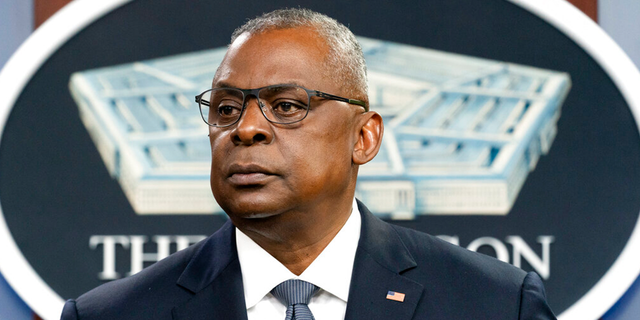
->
xmin=199 ymin=85 xmax=311 ymax=127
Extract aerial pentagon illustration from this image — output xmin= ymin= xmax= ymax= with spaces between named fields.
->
xmin=69 ymin=37 xmax=571 ymax=219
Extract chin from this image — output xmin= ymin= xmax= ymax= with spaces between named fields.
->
xmin=216 ymin=193 xmax=286 ymax=219
xmin=229 ymin=211 xmax=279 ymax=220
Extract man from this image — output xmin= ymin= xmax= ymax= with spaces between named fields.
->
xmin=61 ymin=8 xmax=556 ymax=320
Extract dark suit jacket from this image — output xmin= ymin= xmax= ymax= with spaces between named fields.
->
xmin=61 ymin=201 xmax=556 ymax=319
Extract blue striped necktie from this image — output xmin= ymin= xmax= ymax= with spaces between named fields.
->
xmin=271 ymin=279 xmax=319 ymax=320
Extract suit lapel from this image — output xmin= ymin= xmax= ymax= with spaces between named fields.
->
xmin=345 ymin=201 xmax=424 ymax=320
xmin=172 ymin=221 xmax=248 ymax=320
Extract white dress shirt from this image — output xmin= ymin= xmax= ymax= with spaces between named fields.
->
xmin=235 ymin=199 xmax=362 ymax=320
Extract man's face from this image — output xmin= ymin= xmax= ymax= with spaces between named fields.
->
xmin=209 ymin=27 xmax=361 ymax=221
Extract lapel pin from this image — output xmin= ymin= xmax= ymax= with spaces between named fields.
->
xmin=386 ymin=290 xmax=405 ymax=302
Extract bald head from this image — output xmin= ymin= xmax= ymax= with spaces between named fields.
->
xmin=229 ymin=8 xmax=369 ymax=107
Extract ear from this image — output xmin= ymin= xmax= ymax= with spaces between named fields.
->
xmin=353 ymin=111 xmax=384 ymax=165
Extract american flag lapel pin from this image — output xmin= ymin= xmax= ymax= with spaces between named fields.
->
xmin=386 ymin=290 xmax=405 ymax=302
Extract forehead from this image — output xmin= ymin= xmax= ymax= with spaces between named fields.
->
xmin=213 ymin=27 xmax=333 ymax=90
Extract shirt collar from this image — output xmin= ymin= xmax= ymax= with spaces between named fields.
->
xmin=235 ymin=199 xmax=362 ymax=309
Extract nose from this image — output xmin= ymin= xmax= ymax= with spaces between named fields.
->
xmin=231 ymin=97 xmax=274 ymax=145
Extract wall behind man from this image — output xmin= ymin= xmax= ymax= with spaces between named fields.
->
xmin=599 ymin=0 xmax=640 ymax=74
xmin=0 ymin=1 xmax=638 ymax=319
xmin=0 ymin=1 xmax=36 ymax=319
xmin=0 ymin=0 xmax=33 ymax=68
xmin=597 ymin=1 xmax=640 ymax=319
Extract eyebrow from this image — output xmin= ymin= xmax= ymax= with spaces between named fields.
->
xmin=212 ymin=81 xmax=305 ymax=89
xmin=212 ymin=81 xmax=234 ymax=89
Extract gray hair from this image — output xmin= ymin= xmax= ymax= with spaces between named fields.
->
xmin=231 ymin=8 xmax=368 ymax=106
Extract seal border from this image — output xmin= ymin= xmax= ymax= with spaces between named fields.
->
xmin=0 ymin=0 xmax=637 ymax=319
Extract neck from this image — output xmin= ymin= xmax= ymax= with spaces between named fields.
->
xmin=233 ymin=196 xmax=354 ymax=275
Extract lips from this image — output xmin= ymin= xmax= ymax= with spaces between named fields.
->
xmin=227 ymin=163 xmax=277 ymax=186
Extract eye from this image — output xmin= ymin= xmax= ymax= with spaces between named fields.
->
xmin=213 ymin=97 xmax=242 ymax=116
xmin=272 ymin=101 xmax=306 ymax=115
xmin=216 ymin=104 xmax=242 ymax=117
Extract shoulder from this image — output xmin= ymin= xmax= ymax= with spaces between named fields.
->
xmin=356 ymin=200 xmax=528 ymax=289
xmin=389 ymin=223 xmax=527 ymax=288
xmin=384 ymin=223 xmax=555 ymax=318
xmin=68 ymin=238 xmax=205 ymax=320
xmin=391 ymin=225 xmax=526 ymax=281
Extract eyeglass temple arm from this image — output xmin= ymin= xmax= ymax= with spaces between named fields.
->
xmin=195 ymin=95 xmax=211 ymax=107
xmin=314 ymin=91 xmax=368 ymax=111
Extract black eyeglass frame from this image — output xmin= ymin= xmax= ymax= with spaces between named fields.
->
xmin=195 ymin=84 xmax=368 ymax=128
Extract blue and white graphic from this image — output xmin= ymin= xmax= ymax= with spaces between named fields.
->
xmin=69 ymin=37 xmax=571 ymax=218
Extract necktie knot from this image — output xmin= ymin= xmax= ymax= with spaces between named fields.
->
xmin=271 ymin=279 xmax=319 ymax=306
xmin=271 ymin=279 xmax=319 ymax=320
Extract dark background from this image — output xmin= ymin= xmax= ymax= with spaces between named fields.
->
xmin=0 ymin=0 xmax=638 ymax=315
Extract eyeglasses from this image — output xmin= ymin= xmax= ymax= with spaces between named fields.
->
xmin=195 ymin=84 xmax=367 ymax=127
